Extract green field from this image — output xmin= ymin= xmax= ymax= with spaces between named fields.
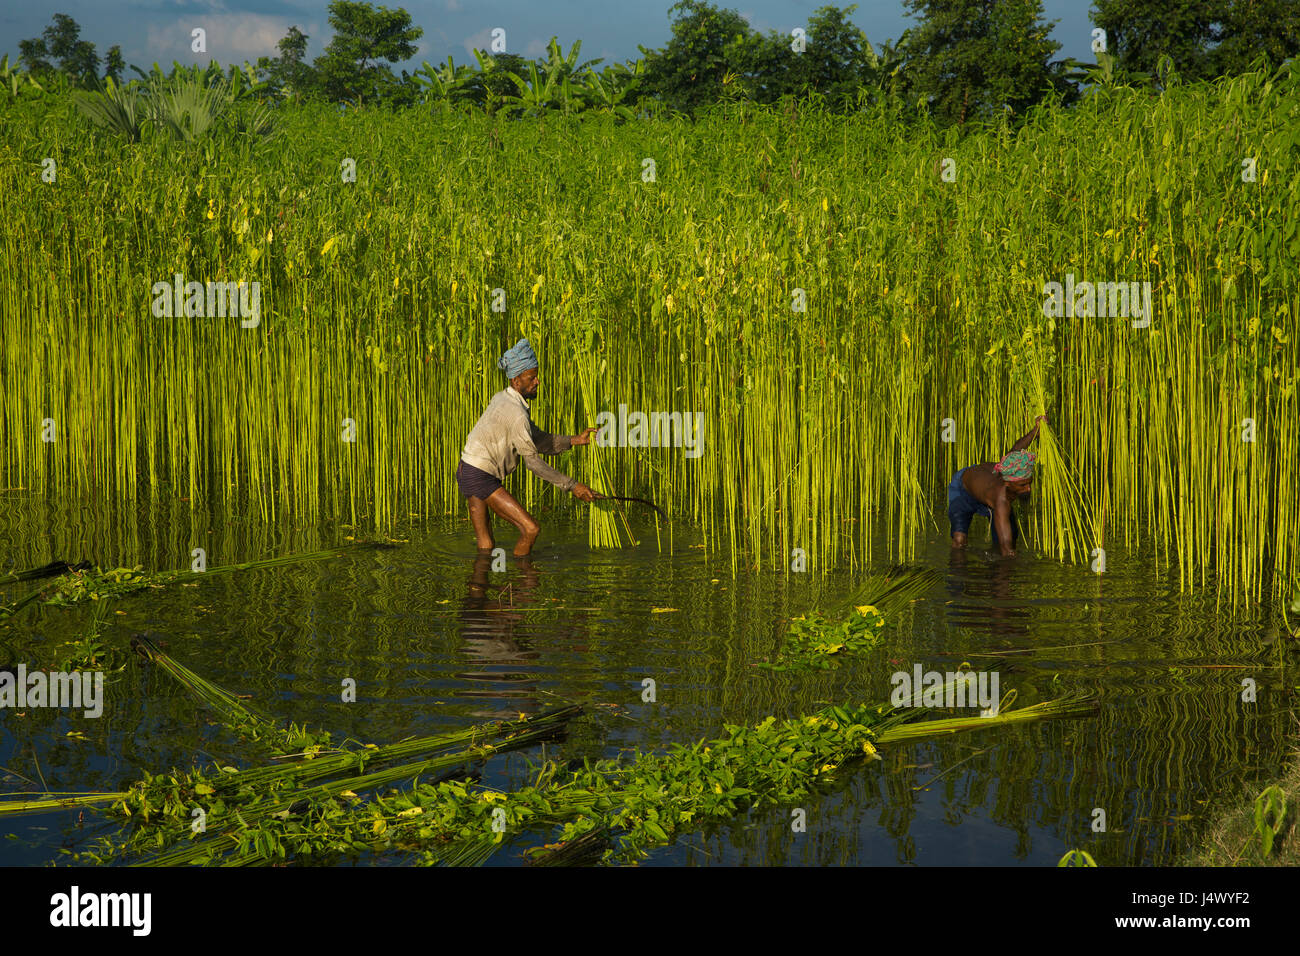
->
xmin=3 ymin=65 xmax=1298 ymax=602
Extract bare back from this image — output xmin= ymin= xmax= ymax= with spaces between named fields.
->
xmin=961 ymin=463 xmax=1007 ymax=510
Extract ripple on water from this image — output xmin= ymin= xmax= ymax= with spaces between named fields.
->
xmin=0 ymin=505 xmax=1294 ymax=865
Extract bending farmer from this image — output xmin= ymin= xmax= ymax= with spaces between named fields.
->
xmin=456 ymin=338 xmax=596 ymax=556
xmin=947 ymin=415 xmax=1046 ymax=557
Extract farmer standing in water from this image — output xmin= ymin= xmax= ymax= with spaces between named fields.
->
xmin=948 ymin=415 xmax=1047 ymax=557
xmin=456 ymin=338 xmax=597 ymax=556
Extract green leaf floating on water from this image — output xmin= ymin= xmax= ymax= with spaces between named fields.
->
xmin=758 ymin=605 xmax=888 ymax=672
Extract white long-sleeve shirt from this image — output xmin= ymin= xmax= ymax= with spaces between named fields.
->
xmin=460 ymin=387 xmax=576 ymax=492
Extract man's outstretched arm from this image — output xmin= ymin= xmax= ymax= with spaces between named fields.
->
xmin=529 ymin=421 xmax=573 ymax=456
xmin=1010 ymin=414 xmax=1047 ymax=452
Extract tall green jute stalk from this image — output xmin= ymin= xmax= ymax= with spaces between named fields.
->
xmin=3 ymin=71 xmax=1297 ymax=600
xmin=1018 ymin=343 xmax=1097 ymax=565
xmin=574 ymin=358 xmax=633 ymax=547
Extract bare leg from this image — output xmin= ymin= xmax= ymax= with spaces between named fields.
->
xmin=485 ymin=487 xmax=541 ymax=556
xmin=466 ymin=495 xmax=494 ymax=550
xmin=951 ymin=531 xmax=967 ymax=549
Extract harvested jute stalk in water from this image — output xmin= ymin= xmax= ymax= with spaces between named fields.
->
xmin=1 ymin=559 xmax=92 ymax=583
xmin=843 ymin=565 xmax=941 ymax=615
xmin=761 ymin=566 xmax=938 ymax=671
xmin=87 ymin=683 xmax=1093 ymax=865
xmin=26 ymin=642 xmax=1094 ymax=867
xmin=131 ymin=635 xmax=281 ymax=744
xmin=521 ymin=689 xmax=1096 ymax=866
xmin=0 ymin=541 xmax=399 ymax=618
xmin=0 ymin=646 xmax=577 ymax=827
xmin=0 ymin=791 xmax=132 ymax=818
xmin=76 ymin=687 xmax=1091 ymax=867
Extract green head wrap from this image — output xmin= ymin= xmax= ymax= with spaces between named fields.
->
xmin=994 ymin=449 xmax=1036 ymax=481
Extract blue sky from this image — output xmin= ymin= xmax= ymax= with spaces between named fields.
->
xmin=1 ymin=1 xmax=1100 ymax=73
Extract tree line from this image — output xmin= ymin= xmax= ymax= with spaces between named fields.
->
xmin=8 ymin=0 xmax=1299 ymax=127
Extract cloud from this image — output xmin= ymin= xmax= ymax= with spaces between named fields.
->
xmin=461 ymin=26 xmax=498 ymax=59
xmin=458 ymin=27 xmax=550 ymax=63
xmin=144 ymin=13 xmax=303 ymax=62
xmin=136 ymin=0 xmax=313 ymax=12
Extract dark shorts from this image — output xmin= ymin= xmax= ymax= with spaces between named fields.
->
xmin=456 ymin=460 xmax=502 ymax=500
xmin=947 ymin=467 xmax=1017 ymax=545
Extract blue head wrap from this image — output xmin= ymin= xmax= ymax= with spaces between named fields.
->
xmin=498 ymin=338 xmax=539 ymax=379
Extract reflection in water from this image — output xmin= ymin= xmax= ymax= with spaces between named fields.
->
xmin=944 ymin=546 xmax=1031 ymax=641
xmin=454 ymin=551 xmax=542 ymax=719
xmin=0 ymin=495 xmax=1296 ymax=867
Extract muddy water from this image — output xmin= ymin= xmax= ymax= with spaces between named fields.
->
xmin=1 ymin=497 xmax=1295 ymax=865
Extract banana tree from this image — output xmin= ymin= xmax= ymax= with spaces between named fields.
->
xmin=414 ymin=55 xmax=474 ymax=111
xmin=225 ymin=60 xmax=270 ymax=103
xmin=469 ymin=48 xmax=508 ymax=115
xmin=860 ymin=30 xmax=910 ymax=105
xmin=502 ymin=38 xmax=608 ymax=117
xmin=502 ymin=60 xmax=561 ymax=118
xmin=555 ymin=72 xmax=591 ymax=115
xmin=539 ymin=37 xmax=604 ymax=84
xmin=581 ymin=61 xmax=644 ymax=120
xmin=1 ymin=54 xmax=44 ymax=99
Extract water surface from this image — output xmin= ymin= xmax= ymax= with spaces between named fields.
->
xmin=1 ymin=496 xmax=1294 ymax=865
